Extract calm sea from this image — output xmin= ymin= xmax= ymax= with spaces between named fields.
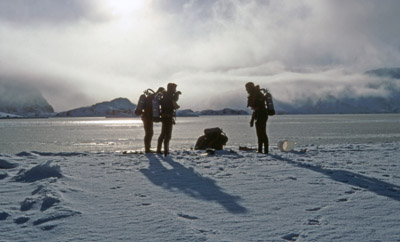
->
xmin=1 ymin=114 xmax=400 ymax=154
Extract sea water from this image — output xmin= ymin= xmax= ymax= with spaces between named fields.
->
xmin=1 ymin=114 xmax=400 ymax=154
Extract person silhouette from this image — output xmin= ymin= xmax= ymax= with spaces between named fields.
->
xmin=157 ymin=83 xmax=180 ymax=156
xmin=245 ymin=82 xmax=269 ymax=154
xmin=140 ymin=87 xmax=165 ymax=153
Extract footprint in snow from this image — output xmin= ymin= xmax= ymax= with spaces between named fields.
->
xmin=0 ymin=211 xmax=10 ymax=220
xmin=305 ymin=206 xmax=323 ymax=212
xmin=41 ymin=224 xmax=58 ymax=231
xmin=14 ymin=216 xmax=30 ymax=224
xmin=177 ymin=212 xmax=199 ymax=220
xmin=20 ymin=198 xmax=36 ymax=211
xmin=33 ymin=210 xmax=80 ymax=226
xmin=282 ymin=233 xmax=300 ymax=241
xmin=305 ymin=219 xmax=320 ymax=226
xmin=134 ymin=193 xmax=147 ymax=198
xmin=110 ymin=186 xmax=122 ymax=190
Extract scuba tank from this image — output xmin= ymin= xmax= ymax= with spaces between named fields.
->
xmin=261 ymin=88 xmax=276 ymax=116
xmin=152 ymin=92 xmax=163 ymax=122
xmin=134 ymin=94 xmax=146 ymax=116
xmin=134 ymin=89 xmax=154 ymax=116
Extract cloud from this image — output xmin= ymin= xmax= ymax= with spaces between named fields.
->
xmin=0 ymin=0 xmax=400 ymax=111
xmin=0 ymin=0 xmax=106 ymax=25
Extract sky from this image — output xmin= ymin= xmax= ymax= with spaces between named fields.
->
xmin=1 ymin=0 xmax=400 ymax=112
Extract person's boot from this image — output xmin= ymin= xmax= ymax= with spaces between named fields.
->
xmin=145 ymin=140 xmax=151 ymax=153
xmin=156 ymin=142 xmax=162 ymax=154
xmin=258 ymin=143 xmax=263 ymax=153
xmin=164 ymin=142 xmax=169 ymax=156
xmin=264 ymin=145 xmax=269 ymax=154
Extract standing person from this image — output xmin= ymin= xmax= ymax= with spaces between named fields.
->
xmin=157 ymin=83 xmax=181 ymax=156
xmin=140 ymin=87 xmax=165 ymax=153
xmin=245 ymin=82 xmax=269 ymax=154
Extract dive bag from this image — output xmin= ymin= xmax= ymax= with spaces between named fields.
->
xmin=195 ymin=127 xmax=228 ymax=150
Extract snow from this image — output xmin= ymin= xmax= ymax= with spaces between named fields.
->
xmin=0 ymin=142 xmax=399 ymax=241
xmin=0 ymin=82 xmax=54 ymax=117
xmin=0 ymin=112 xmax=22 ymax=118
xmin=14 ymin=160 xmax=62 ymax=182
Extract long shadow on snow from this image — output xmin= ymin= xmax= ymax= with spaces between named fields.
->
xmin=140 ymin=155 xmax=248 ymax=214
xmin=271 ymin=153 xmax=400 ymax=202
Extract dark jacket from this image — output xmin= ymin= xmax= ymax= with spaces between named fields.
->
xmin=160 ymin=91 xmax=175 ymax=118
xmin=247 ymin=86 xmax=267 ymax=120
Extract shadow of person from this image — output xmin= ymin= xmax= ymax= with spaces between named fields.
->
xmin=271 ymin=154 xmax=400 ymax=202
xmin=140 ymin=154 xmax=248 ymax=214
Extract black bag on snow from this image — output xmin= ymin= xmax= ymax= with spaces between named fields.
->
xmin=195 ymin=127 xmax=228 ymax=150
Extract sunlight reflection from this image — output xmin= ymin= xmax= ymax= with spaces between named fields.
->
xmin=71 ymin=119 xmax=143 ymax=127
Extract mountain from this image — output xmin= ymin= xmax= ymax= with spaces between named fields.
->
xmin=176 ymin=109 xmax=199 ymax=117
xmin=275 ymin=96 xmax=399 ymax=114
xmin=56 ymin=98 xmax=136 ymax=117
xmin=0 ymin=112 xmax=23 ymax=118
xmin=198 ymin=108 xmax=249 ymax=115
xmin=0 ymin=82 xmax=54 ymax=117
xmin=176 ymin=108 xmax=249 ymax=117
xmin=365 ymin=67 xmax=400 ymax=79
xmin=273 ymin=68 xmax=400 ymax=114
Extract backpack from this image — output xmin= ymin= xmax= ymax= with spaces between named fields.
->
xmin=158 ymin=92 xmax=176 ymax=119
xmin=195 ymin=127 xmax=228 ymax=150
xmin=260 ymin=88 xmax=275 ymax=116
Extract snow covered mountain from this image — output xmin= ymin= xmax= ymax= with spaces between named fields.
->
xmin=175 ymin=109 xmax=200 ymax=117
xmin=275 ymin=95 xmax=399 ymax=114
xmin=274 ymin=68 xmax=400 ymax=114
xmin=0 ymin=112 xmax=22 ymax=118
xmin=365 ymin=67 xmax=400 ymax=79
xmin=198 ymin=108 xmax=249 ymax=115
xmin=0 ymin=82 xmax=54 ymax=117
xmin=56 ymin=98 xmax=136 ymax=117
xmin=176 ymin=108 xmax=249 ymax=117
xmin=55 ymin=101 xmax=249 ymax=118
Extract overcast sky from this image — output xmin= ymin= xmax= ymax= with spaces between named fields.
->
xmin=1 ymin=0 xmax=400 ymax=111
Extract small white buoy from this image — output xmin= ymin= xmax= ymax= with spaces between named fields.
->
xmin=277 ymin=140 xmax=295 ymax=152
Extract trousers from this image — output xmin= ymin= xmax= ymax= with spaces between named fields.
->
xmin=255 ymin=116 xmax=269 ymax=154
xmin=157 ymin=117 xmax=173 ymax=155
xmin=142 ymin=116 xmax=153 ymax=152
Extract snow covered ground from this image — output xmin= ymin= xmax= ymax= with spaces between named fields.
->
xmin=1 ymin=142 xmax=399 ymax=242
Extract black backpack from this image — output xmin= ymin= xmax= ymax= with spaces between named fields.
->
xmin=195 ymin=127 xmax=228 ymax=150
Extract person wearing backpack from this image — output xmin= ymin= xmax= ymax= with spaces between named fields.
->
xmin=157 ymin=83 xmax=180 ymax=156
xmin=137 ymin=87 xmax=165 ymax=153
xmin=245 ymin=82 xmax=269 ymax=154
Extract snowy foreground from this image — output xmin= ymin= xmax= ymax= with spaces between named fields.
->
xmin=1 ymin=142 xmax=399 ymax=242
